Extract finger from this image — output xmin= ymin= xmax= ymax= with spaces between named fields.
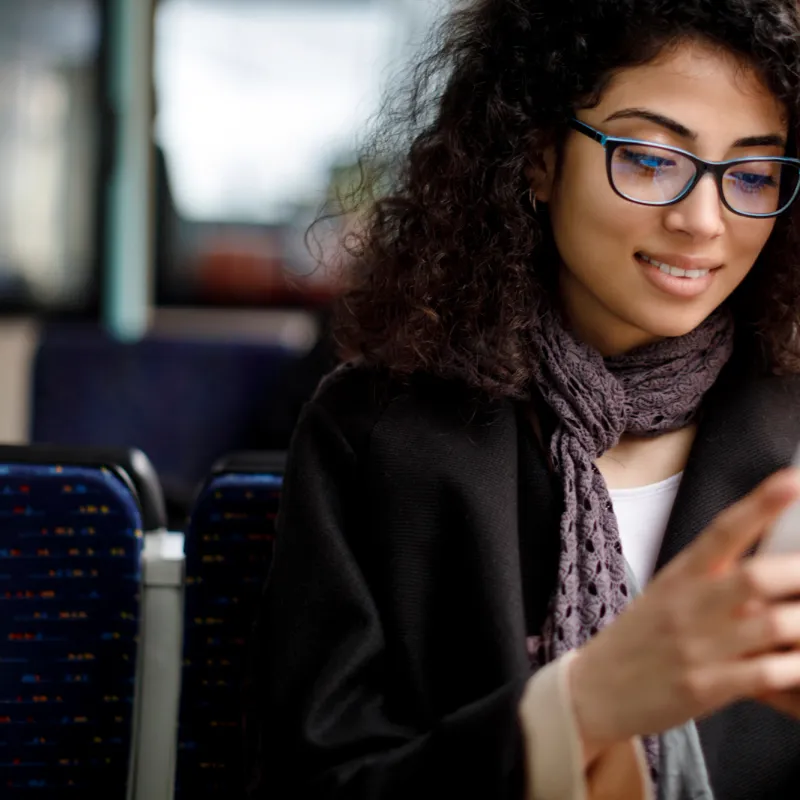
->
xmin=737 ymin=554 xmax=800 ymax=601
xmin=733 ymin=602 xmax=800 ymax=658
xmin=700 ymin=651 xmax=800 ymax=709
xmin=679 ymin=469 xmax=800 ymax=576
xmin=692 ymin=554 xmax=800 ymax=623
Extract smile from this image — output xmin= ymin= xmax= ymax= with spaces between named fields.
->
xmin=636 ymin=253 xmax=709 ymax=279
xmin=634 ymin=251 xmax=720 ymax=299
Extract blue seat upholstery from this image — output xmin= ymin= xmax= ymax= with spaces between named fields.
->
xmin=0 ymin=446 xmax=164 ymax=797
xmin=31 ymin=324 xmax=298 ymax=526
xmin=177 ymin=453 xmax=285 ymax=800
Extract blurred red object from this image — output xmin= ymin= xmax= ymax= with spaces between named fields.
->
xmin=195 ymin=229 xmax=338 ymax=307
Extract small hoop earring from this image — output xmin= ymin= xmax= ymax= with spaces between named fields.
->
xmin=529 ymin=189 xmax=539 ymax=215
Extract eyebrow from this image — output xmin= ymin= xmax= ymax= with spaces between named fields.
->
xmin=603 ymin=107 xmax=786 ymax=149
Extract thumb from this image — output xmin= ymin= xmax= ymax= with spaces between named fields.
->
xmin=681 ymin=468 xmax=800 ymax=576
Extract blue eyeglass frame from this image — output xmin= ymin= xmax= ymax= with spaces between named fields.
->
xmin=570 ymin=118 xmax=800 ymax=219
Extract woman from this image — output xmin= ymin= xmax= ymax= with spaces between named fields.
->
xmin=246 ymin=1 xmax=800 ymax=797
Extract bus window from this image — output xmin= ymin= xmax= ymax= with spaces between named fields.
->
xmin=152 ymin=0 xmax=448 ymax=309
xmin=0 ymin=0 xmax=104 ymax=314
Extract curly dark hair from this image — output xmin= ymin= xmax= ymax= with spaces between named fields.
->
xmin=331 ymin=0 xmax=800 ymax=399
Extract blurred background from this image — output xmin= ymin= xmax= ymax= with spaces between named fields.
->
xmin=0 ymin=0 xmax=449 ymax=526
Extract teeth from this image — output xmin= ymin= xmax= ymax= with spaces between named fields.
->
xmin=639 ymin=253 xmax=709 ymax=279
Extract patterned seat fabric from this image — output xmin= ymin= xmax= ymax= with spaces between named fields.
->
xmin=0 ymin=462 xmax=144 ymax=797
xmin=177 ymin=469 xmax=283 ymax=799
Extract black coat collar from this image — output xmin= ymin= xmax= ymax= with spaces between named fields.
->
xmin=656 ymin=359 xmax=800 ymax=571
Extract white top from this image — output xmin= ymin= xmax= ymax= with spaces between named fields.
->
xmin=609 ymin=472 xmax=683 ymax=588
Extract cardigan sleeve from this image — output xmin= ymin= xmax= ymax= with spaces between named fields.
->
xmin=519 ymin=653 xmax=653 ymax=800
xmin=245 ymin=399 xmax=530 ymax=799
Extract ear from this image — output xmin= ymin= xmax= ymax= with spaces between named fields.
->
xmin=524 ymin=145 xmax=557 ymax=203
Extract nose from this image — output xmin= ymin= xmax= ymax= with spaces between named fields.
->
xmin=663 ymin=172 xmax=725 ymax=240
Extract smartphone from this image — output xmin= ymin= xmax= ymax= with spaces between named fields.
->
xmin=760 ymin=442 xmax=800 ymax=555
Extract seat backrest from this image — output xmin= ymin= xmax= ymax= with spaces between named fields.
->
xmin=0 ymin=445 xmax=165 ymax=798
xmin=177 ymin=452 xmax=285 ymax=800
xmin=31 ymin=324 xmax=297 ymax=525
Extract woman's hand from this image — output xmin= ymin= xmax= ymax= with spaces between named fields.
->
xmin=569 ymin=468 xmax=800 ymax=764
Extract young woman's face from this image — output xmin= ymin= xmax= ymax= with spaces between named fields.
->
xmin=541 ymin=39 xmax=789 ymax=355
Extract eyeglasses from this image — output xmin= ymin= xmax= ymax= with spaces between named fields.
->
xmin=570 ymin=118 xmax=800 ymax=219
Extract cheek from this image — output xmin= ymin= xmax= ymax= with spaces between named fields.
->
xmin=729 ymin=220 xmax=776 ymax=276
xmin=549 ymin=165 xmax=656 ymax=268
xmin=552 ymin=148 xmax=612 ymax=221
xmin=550 ymin=157 xmax=614 ymax=256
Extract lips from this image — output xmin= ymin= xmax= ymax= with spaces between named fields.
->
xmin=635 ymin=252 xmax=719 ymax=299
xmin=636 ymin=250 xmax=722 ymax=275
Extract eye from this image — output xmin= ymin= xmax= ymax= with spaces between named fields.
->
xmin=617 ymin=148 xmax=676 ymax=171
xmin=727 ymin=172 xmax=777 ymax=193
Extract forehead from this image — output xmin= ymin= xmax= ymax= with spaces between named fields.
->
xmin=593 ymin=39 xmax=787 ymax=139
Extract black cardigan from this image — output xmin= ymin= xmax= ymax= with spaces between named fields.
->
xmin=246 ymin=358 xmax=800 ymax=800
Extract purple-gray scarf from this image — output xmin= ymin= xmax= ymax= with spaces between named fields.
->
xmin=526 ymin=306 xmax=735 ymax=782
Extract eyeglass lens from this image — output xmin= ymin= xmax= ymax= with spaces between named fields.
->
xmin=610 ymin=143 xmax=800 ymax=215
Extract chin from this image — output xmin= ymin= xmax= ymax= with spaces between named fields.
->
xmin=628 ymin=306 xmax=719 ymax=341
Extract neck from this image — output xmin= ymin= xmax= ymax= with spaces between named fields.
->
xmin=596 ymin=425 xmax=697 ymax=490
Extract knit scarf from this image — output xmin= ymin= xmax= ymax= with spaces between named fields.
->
xmin=526 ymin=305 xmax=735 ymax=786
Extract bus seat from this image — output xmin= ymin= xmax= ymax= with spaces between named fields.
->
xmin=30 ymin=324 xmax=297 ymax=528
xmin=177 ymin=452 xmax=285 ymax=800
xmin=0 ymin=445 xmax=164 ymax=799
